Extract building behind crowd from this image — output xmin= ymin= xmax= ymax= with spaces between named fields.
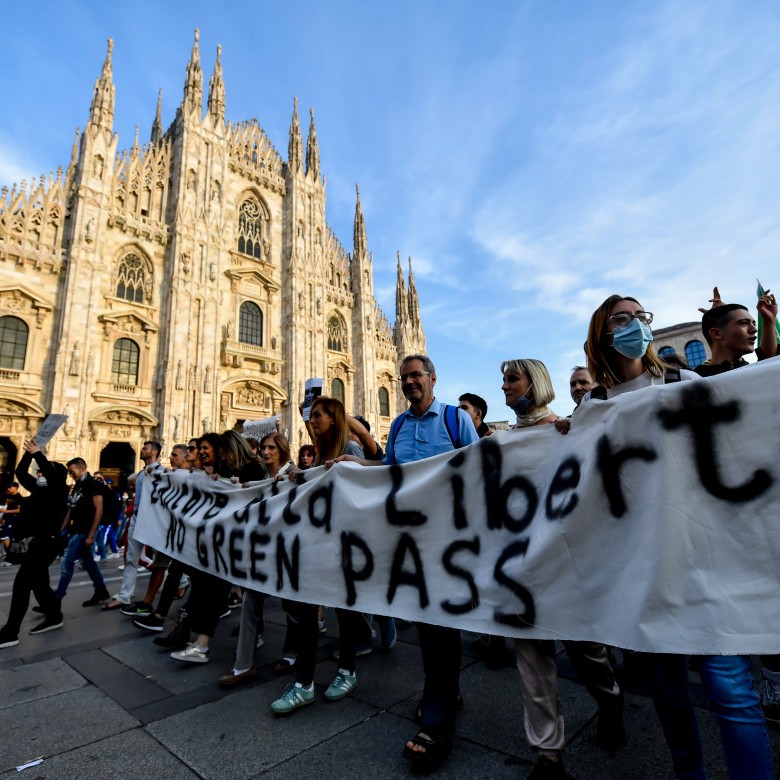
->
xmin=653 ymin=321 xmax=711 ymax=368
xmin=0 ymin=32 xmax=426 ymax=486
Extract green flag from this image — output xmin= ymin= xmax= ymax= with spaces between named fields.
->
xmin=756 ymin=279 xmax=780 ymax=346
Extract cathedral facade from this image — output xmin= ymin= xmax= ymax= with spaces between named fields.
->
xmin=0 ymin=32 xmax=425 ymax=485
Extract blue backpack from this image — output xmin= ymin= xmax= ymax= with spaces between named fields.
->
xmin=389 ymin=404 xmax=462 ymax=450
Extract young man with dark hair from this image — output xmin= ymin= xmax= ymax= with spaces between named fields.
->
xmin=458 ymin=393 xmax=490 ymax=438
xmin=54 ymin=458 xmax=110 ymax=609
xmin=696 ymin=291 xmax=777 ymax=376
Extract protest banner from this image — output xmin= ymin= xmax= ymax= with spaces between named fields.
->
xmin=135 ymin=358 xmax=780 ymax=654
xmin=243 ymin=416 xmax=278 ymax=440
xmin=33 ymin=414 xmax=68 ymax=448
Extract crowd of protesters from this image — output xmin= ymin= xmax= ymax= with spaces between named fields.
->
xmin=0 ymin=286 xmax=777 ymax=780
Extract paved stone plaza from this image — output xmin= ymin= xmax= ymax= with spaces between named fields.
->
xmin=1 ymin=558 xmax=777 ymax=779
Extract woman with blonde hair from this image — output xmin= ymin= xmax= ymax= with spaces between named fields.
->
xmin=500 ymin=357 xmax=623 ymax=780
xmin=500 ymin=358 xmax=558 ymax=428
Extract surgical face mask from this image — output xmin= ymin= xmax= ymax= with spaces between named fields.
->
xmin=612 ymin=318 xmax=653 ymax=359
xmin=510 ymin=383 xmax=534 ymax=416
xmin=36 ymin=476 xmax=48 ymax=487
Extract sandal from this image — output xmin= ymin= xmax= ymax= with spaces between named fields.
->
xmin=415 ymin=693 xmax=464 ymax=724
xmin=402 ymin=731 xmax=452 ymax=767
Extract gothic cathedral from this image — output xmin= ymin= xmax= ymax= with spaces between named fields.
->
xmin=0 ymin=32 xmax=426 ymax=484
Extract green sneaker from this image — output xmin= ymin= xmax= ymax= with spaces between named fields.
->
xmin=271 ymin=682 xmax=315 ymax=714
xmin=324 ymin=671 xmax=357 ymax=701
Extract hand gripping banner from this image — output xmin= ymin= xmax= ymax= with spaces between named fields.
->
xmin=135 ymin=357 xmax=780 ymax=654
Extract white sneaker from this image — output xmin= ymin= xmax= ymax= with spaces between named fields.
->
xmin=256 ymin=633 xmax=265 ymax=649
xmin=170 ymin=644 xmax=209 ymax=664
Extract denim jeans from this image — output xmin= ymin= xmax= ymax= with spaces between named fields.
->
xmin=648 ymin=653 xmax=773 ymax=779
xmin=54 ymin=534 xmax=106 ymax=600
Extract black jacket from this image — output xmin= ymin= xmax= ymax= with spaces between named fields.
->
xmin=15 ymin=451 xmax=69 ymax=541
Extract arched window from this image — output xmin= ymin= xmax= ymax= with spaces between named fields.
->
xmin=111 ymin=338 xmax=139 ymax=385
xmin=685 ymin=340 xmax=707 ymax=368
xmin=0 ymin=316 xmax=29 ymax=370
xmin=237 ymin=199 xmax=263 ymax=259
xmin=239 ymin=301 xmax=263 ymax=346
xmin=328 ymin=316 xmax=345 ymax=352
xmin=658 ymin=346 xmax=677 ymax=360
xmin=378 ymin=387 xmax=390 ymax=417
xmin=116 ymin=253 xmax=145 ymax=303
xmin=331 ymin=378 xmax=345 ymax=404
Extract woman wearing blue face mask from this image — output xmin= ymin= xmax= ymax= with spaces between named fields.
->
xmin=582 ymin=294 xmax=773 ymax=780
xmin=501 ymin=358 xmax=558 ymax=427
xmin=500 ymin=358 xmax=624 ymax=780
xmin=584 ymin=294 xmax=698 ymax=395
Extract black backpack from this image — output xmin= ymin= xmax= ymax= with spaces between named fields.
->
xmin=96 ymin=481 xmax=121 ymax=524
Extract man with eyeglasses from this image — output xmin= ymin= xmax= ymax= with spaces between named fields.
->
xmin=335 ymin=354 xmax=478 ymax=767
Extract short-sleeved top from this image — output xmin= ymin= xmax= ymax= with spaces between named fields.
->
xmin=68 ymin=474 xmax=101 ymax=535
xmin=383 ymin=398 xmax=479 ymax=466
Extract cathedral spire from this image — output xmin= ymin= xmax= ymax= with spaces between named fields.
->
xmin=288 ymin=97 xmax=303 ymax=174
xmin=131 ymin=125 xmax=140 ymax=156
xmin=395 ymin=251 xmax=408 ymax=324
xmin=150 ymin=89 xmax=163 ymax=143
xmin=183 ymin=28 xmax=203 ymax=116
xmin=407 ymin=257 xmax=420 ymax=326
xmin=88 ymin=38 xmax=116 ymax=130
xmin=353 ymin=184 xmax=367 ymax=259
xmin=207 ymin=44 xmax=226 ymax=124
xmin=65 ymin=126 xmax=81 ymax=184
xmin=305 ymin=107 xmax=320 ymax=179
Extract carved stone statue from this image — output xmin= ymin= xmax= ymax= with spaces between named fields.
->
xmin=175 ymin=360 xmax=183 ymax=390
xmin=68 ymin=342 xmax=80 ymax=376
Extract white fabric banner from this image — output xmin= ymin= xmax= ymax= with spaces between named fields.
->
xmin=136 ymin=358 xmax=780 ymax=654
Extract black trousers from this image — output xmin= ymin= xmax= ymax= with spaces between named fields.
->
xmin=5 ymin=540 xmax=61 ymax=633
xmin=187 ymin=570 xmax=232 ymax=636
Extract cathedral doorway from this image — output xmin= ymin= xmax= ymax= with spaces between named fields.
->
xmin=99 ymin=441 xmax=136 ymax=492
xmin=0 ymin=437 xmax=17 ymax=489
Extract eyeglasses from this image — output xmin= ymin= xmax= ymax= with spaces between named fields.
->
xmin=399 ymin=370 xmax=430 ymax=382
xmin=187 ymin=446 xmax=197 ymax=451
xmin=609 ymin=310 xmax=653 ymax=327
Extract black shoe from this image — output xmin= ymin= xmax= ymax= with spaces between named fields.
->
xmin=595 ymin=693 xmax=625 ymax=750
xmin=133 ymin=613 xmax=165 ymax=632
xmin=120 ymin=601 xmax=153 ymax=617
xmin=0 ymin=625 xmax=19 ymax=648
xmin=527 ymin=756 xmax=567 ymax=780
xmin=29 ymin=615 xmax=64 ymax=635
xmin=227 ymin=592 xmax=242 ymax=610
xmin=153 ymin=612 xmax=191 ymax=650
xmin=82 ymin=589 xmax=110 ymax=607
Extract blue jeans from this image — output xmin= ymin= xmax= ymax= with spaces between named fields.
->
xmin=54 ymin=534 xmax=106 ymax=600
xmin=648 ymin=653 xmax=773 ymax=779
xmin=93 ymin=525 xmax=117 ymax=559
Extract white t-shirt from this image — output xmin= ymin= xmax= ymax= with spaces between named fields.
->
xmin=582 ymin=369 xmax=700 ymax=403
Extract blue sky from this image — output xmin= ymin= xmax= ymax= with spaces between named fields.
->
xmin=2 ymin=1 xmax=779 ymax=419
